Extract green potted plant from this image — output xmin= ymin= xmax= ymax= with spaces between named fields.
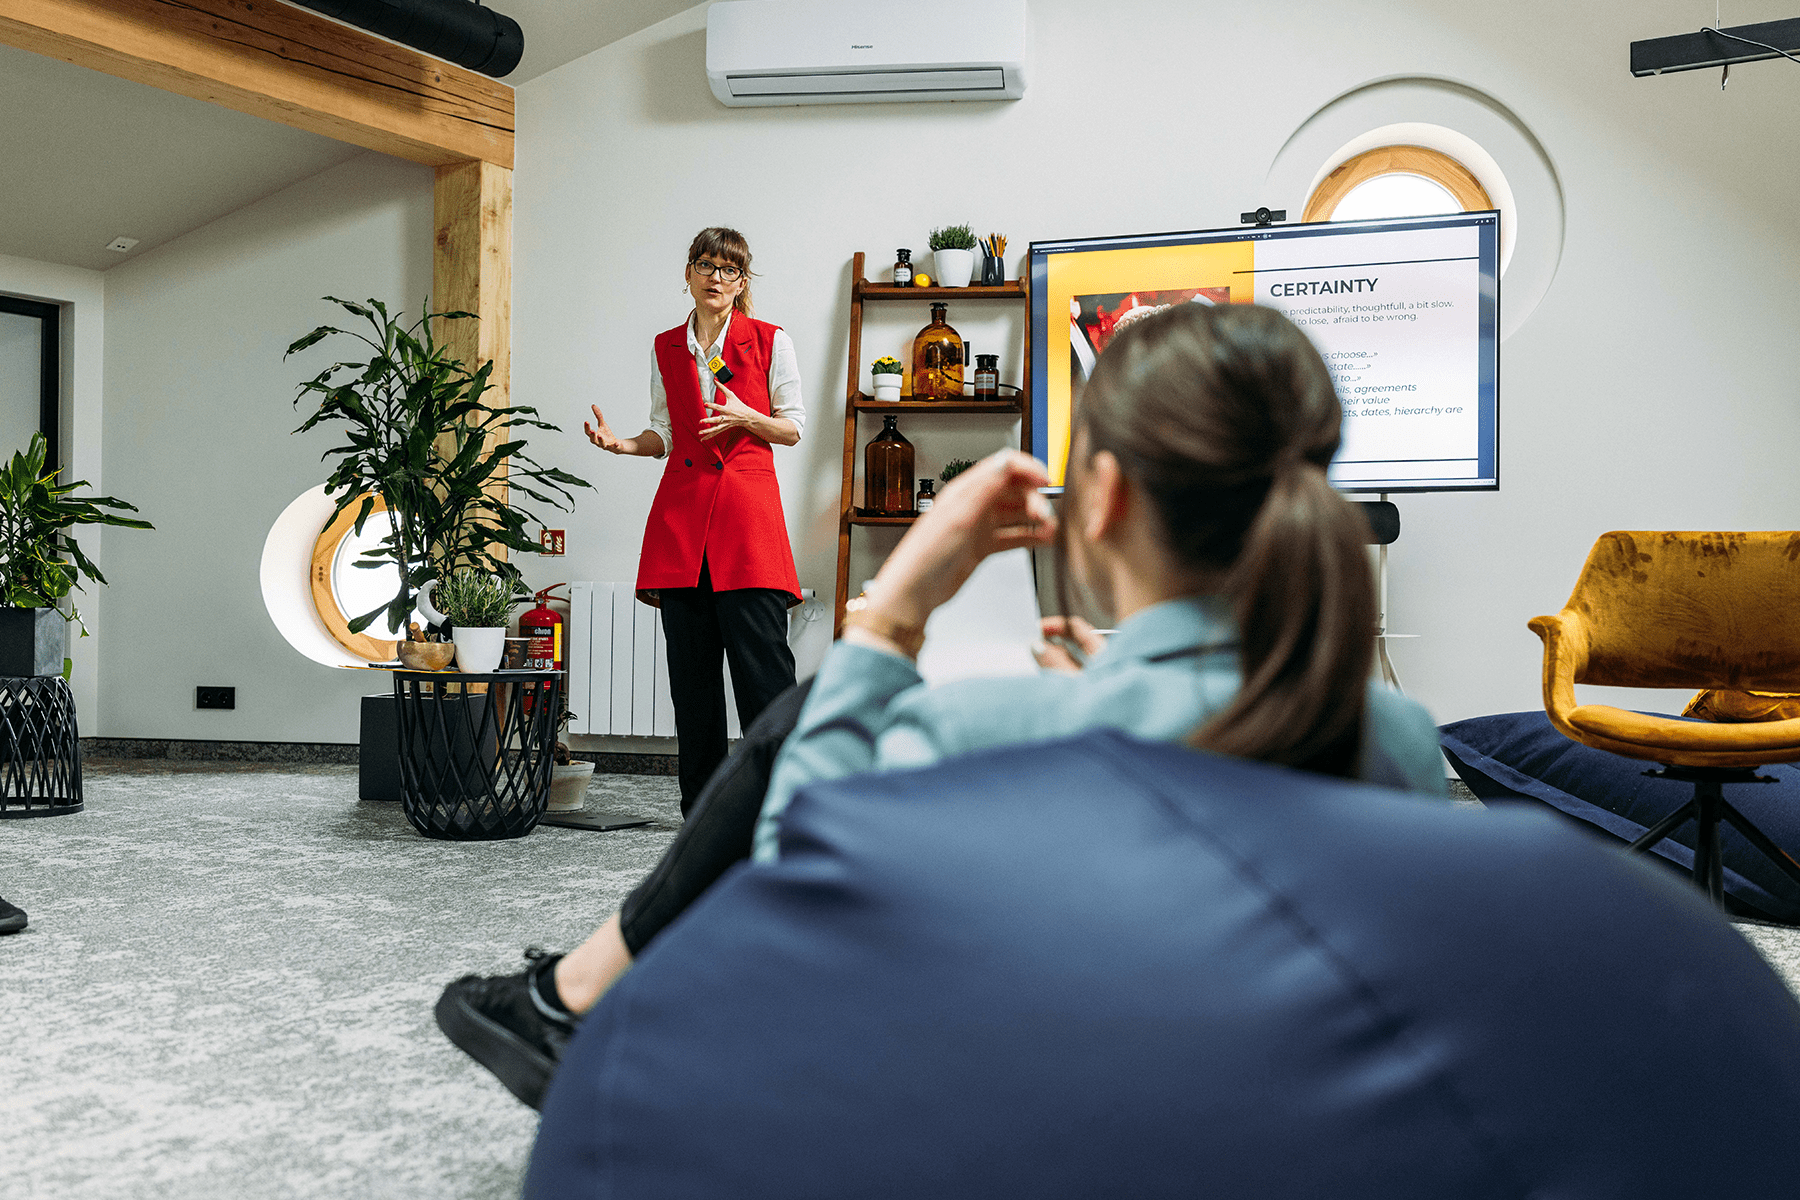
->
xmin=939 ymin=456 xmax=978 ymax=484
xmin=433 ymin=568 xmax=517 ymax=672
xmin=871 ymin=355 xmax=904 ymax=401
xmin=288 ymin=297 xmax=591 ymax=643
xmin=0 ymin=432 xmax=152 ymax=675
xmin=546 ymin=700 xmax=593 ymax=812
xmin=929 ymin=224 xmax=978 ymax=288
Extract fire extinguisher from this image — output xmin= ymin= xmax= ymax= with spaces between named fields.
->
xmin=520 ymin=584 xmax=567 ymax=672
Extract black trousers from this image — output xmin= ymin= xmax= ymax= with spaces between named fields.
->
xmin=657 ymin=559 xmax=797 ymax=817
xmin=618 ymin=677 xmax=812 ymax=955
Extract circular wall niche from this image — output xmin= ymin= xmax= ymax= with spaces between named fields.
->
xmin=261 ymin=485 xmax=404 ymax=668
xmin=1264 ymin=77 xmax=1565 ymax=340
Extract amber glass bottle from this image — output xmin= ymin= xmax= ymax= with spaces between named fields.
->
xmin=911 ymin=303 xmax=964 ymax=401
xmin=864 ymin=415 xmax=915 ymax=516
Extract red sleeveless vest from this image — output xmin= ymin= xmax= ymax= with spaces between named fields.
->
xmin=636 ymin=314 xmax=801 ymax=605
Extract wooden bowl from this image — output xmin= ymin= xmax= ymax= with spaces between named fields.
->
xmin=396 ymin=640 xmax=456 ymax=671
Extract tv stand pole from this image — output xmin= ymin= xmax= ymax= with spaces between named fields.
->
xmin=1372 ymin=492 xmax=1413 ymax=693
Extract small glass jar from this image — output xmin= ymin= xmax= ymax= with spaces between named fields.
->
xmin=974 ymin=354 xmax=999 ymax=400
xmin=916 ymin=478 xmax=936 ymax=511
xmin=864 ymin=415 xmax=915 ymax=516
xmin=892 ymin=249 xmax=913 ymax=287
xmin=911 ymin=303 xmax=964 ymax=401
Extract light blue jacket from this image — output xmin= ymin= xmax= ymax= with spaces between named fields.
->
xmin=753 ymin=596 xmax=1447 ymax=861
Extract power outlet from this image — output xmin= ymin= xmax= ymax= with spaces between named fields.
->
xmin=196 ymin=686 xmax=235 ymax=710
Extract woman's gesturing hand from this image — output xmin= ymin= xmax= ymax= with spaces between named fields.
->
xmin=584 ymin=405 xmax=625 ymax=454
xmin=865 ymin=450 xmax=1057 ymax=634
xmin=699 ymin=384 xmax=760 ymax=442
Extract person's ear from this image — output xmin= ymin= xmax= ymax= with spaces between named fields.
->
xmin=1083 ymin=450 xmax=1129 ymax=543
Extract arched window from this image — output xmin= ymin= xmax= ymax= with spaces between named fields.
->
xmin=1303 ymin=145 xmax=1492 ymax=223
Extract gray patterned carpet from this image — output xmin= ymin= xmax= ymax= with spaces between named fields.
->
xmin=0 ymin=761 xmax=681 ymax=1200
xmin=5 ymin=764 xmax=1800 ymax=1199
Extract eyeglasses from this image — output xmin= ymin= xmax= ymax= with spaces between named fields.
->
xmin=690 ymin=259 xmax=745 ymax=282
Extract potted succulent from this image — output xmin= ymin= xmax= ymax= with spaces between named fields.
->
xmin=288 ymin=298 xmax=591 ymax=643
xmin=929 ymin=224 xmax=978 ymax=288
xmin=433 ymin=569 xmax=518 ymax=672
xmin=871 ymin=356 xmax=904 ymax=401
xmin=0 ymin=432 xmax=152 ymax=675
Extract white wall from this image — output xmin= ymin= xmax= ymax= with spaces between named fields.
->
xmin=99 ymin=153 xmax=434 ymax=741
xmin=514 ymin=0 xmax=1800 ymax=731
xmin=0 ymin=253 xmax=106 ymax=722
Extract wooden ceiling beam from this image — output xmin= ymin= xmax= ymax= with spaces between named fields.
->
xmin=434 ymin=160 xmax=512 ymax=413
xmin=0 ymin=0 xmax=513 ymax=168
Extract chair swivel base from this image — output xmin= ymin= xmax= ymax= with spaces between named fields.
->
xmin=1629 ymin=766 xmax=1800 ymax=909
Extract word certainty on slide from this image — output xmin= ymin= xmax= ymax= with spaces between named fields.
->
xmin=1266 ymin=277 xmax=1378 ymax=298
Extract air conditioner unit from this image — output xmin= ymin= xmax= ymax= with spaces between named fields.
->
xmin=706 ymin=0 xmax=1027 ymax=107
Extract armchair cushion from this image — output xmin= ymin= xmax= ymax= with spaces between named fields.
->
xmin=1440 ymin=710 xmax=1800 ymax=923
xmin=1685 ymin=689 xmax=1800 ymax=723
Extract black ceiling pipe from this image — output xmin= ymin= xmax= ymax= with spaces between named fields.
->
xmin=286 ymin=0 xmax=524 ymax=78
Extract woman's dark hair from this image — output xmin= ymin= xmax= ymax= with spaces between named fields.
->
xmin=687 ymin=227 xmax=755 ymax=317
xmin=1061 ymin=302 xmax=1375 ymax=778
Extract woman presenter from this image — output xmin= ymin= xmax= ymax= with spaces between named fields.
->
xmin=584 ymin=227 xmax=803 ymax=816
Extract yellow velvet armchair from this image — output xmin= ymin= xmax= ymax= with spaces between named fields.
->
xmin=1529 ymin=531 xmax=1800 ymax=905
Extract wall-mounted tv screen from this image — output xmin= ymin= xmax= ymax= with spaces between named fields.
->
xmin=1028 ymin=212 xmax=1500 ymax=493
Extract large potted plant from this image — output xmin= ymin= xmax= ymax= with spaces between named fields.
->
xmin=287 ymin=298 xmax=591 ymax=641
xmin=0 ymin=432 xmax=152 ymax=675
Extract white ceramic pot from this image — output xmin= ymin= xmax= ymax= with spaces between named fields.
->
xmin=547 ymin=761 xmax=596 ymax=812
xmin=451 ymin=626 xmax=507 ymax=673
xmin=872 ymin=376 xmax=903 ymax=401
xmin=933 ymin=248 xmax=976 ymax=288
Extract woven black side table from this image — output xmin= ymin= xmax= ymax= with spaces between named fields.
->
xmin=393 ymin=670 xmax=562 ymax=840
xmin=0 ymin=674 xmax=82 ymax=818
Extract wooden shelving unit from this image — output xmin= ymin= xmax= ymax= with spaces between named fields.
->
xmin=833 ymin=251 xmax=1032 ymax=633
xmin=850 ymin=395 xmax=1022 ymax=413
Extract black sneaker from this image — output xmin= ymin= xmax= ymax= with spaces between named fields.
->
xmin=435 ymin=947 xmax=579 ymax=1110
xmin=0 ymin=895 xmax=25 ymax=934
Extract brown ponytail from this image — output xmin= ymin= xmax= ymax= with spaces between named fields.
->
xmin=686 ymin=226 xmax=756 ymax=317
xmin=1065 ymin=303 xmax=1375 ymax=777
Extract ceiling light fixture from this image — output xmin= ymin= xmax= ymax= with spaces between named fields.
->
xmin=1631 ymin=17 xmax=1800 ymax=77
xmin=104 ymin=237 xmax=138 ymax=253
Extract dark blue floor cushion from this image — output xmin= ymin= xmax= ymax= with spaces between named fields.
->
xmin=1440 ymin=711 xmax=1800 ymax=923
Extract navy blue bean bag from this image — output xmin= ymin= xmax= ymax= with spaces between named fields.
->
xmin=527 ymin=731 xmax=1800 ymax=1199
xmin=1440 ymin=710 xmax=1800 ymax=922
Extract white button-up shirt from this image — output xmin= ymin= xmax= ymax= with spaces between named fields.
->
xmin=648 ymin=311 xmax=805 ymax=459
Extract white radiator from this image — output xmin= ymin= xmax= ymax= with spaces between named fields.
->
xmin=570 ymin=582 xmax=803 ymax=738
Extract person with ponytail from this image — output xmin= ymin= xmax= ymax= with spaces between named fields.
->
xmin=436 ymin=302 xmax=1443 ymax=1115
xmin=753 ymin=301 xmax=1443 ymax=860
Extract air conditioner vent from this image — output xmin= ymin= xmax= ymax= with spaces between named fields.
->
xmin=727 ymin=68 xmax=1007 ymax=98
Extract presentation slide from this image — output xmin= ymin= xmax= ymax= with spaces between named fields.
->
xmin=1252 ymin=220 xmax=1494 ymax=489
xmin=1029 ymin=213 xmax=1499 ymax=492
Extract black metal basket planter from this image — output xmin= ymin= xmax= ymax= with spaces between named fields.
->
xmin=0 ymin=674 xmax=82 ymax=818
xmin=393 ymin=670 xmax=562 ymax=840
